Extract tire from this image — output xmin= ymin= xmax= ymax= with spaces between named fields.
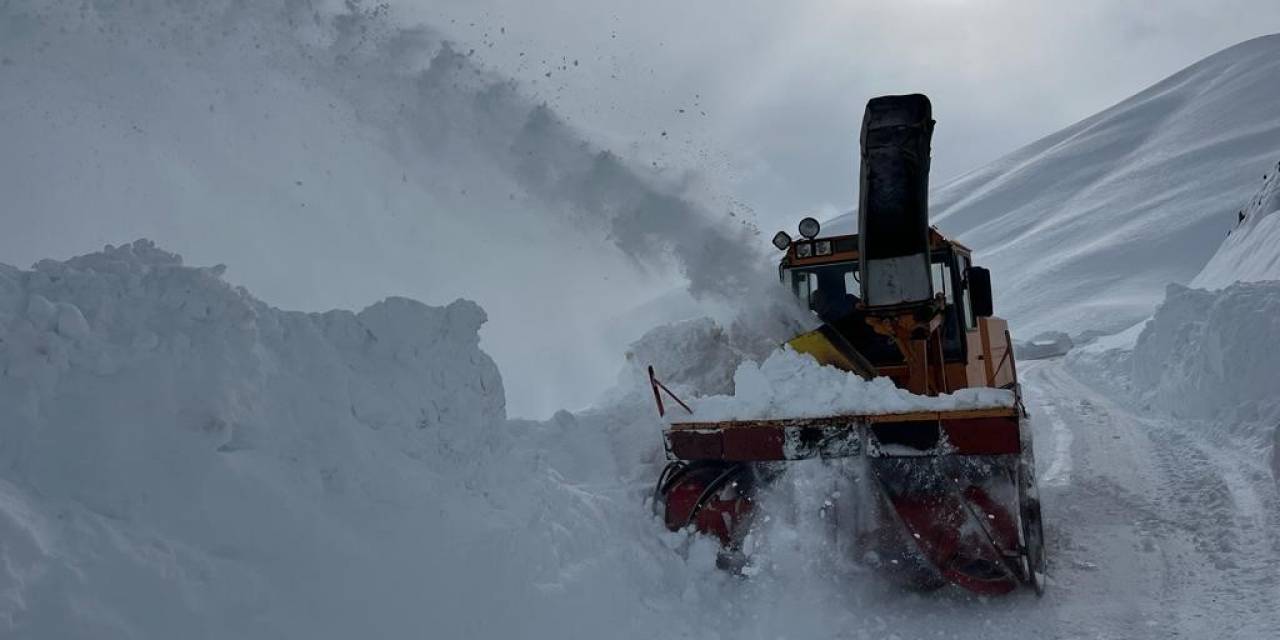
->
xmin=1017 ymin=451 xmax=1047 ymax=596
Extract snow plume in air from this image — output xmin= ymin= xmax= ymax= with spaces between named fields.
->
xmin=0 ymin=0 xmax=803 ymax=417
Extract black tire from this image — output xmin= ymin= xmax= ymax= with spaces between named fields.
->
xmin=1017 ymin=451 xmax=1047 ymax=596
xmin=1021 ymin=496 xmax=1047 ymax=596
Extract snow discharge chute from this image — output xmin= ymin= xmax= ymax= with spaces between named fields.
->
xmin=859 ymin=94 xmax=934 ymax=309
xmin=650 ymin=94 xmax=1047 ymax=596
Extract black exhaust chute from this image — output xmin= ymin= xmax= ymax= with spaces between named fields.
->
xmin=858 ymin=94 xmax=935 ymax=310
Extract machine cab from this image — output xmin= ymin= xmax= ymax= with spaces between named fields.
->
xmin=772 ymin=217 xmax=1014 ymax=392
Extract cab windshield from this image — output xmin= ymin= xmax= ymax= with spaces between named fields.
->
xmin=784 ymin=261 xmax=860 ymax=321
xmin=783 ymin=253 xmax=969 ymax=326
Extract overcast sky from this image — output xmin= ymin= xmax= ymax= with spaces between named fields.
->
xmin=406 ymin=0 xmax=1280 ymax=234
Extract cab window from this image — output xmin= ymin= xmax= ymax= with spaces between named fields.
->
xmin=783 ymin=262 xmax=859 ymax=320
xmin=958 ymin=255 xmax=976 ymax=329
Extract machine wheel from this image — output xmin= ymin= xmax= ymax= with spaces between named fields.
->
xmin=1020 ymin=496 xmax=1047 ymax=596
xmin=655 ymin=461 xmax=755 ymax=547
xmin=652 ymin=461 xmax=689 ymax=516
xmin=1017 ymin=451 xmax=1047 ymax=596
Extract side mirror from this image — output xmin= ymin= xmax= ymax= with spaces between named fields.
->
xmin=967 ymin=266 xmax=994 ymax=317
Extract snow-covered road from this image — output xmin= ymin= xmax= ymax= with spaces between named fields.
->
xmin=1014 ymin=359 xmax=1279 ymax=638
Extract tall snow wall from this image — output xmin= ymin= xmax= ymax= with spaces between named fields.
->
xmin=1130 ymin=281 xmax=1280 ymax=479
xmin=0 ymin=240 xmax=516 ymax=636
xmin=0 ymin=240 xmax=780 ymax=639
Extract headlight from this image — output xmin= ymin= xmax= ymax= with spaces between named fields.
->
xmin=795 ymin=242 xmax=813 ymax=258
xmin=798 ymin=217 xmax=821 ymax=239
xmin=772 ymin=231 xmax=793 ymax=251
xmin=814 ymin=240 xmax=832 ymax=256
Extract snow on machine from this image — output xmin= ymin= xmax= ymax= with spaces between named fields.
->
xmin=650 ymin=94 xmax=1046 ymax=595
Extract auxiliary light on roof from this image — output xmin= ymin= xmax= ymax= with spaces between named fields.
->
xmin=798 ymin=217 xmax=821 ymax=239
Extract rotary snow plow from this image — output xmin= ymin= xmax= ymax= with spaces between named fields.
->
xmin=651 ymin=94 xmax=1046 ymax=595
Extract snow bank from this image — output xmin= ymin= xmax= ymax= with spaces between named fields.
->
xmin=1129 ymin=281 xmax=1280 ymax=477
xmin=0 ymin=239 xmax=505 ymax=467
xmin=686 ymin=348 xmax=1014 ymax=422
xmin=1131 ymin=282 xmax=1280 ymax=420
xmin=0 ymin=240 xmax=522 ymax=636
xmin=0 ymin=240 xmax=846 ymax=639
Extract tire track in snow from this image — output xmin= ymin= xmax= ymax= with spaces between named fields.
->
xmin=1021 ymin=360 xmax=1230 ymax=636
xmin=1041 ymin=359 xmax=1280 ymax=637
xmin=1037 ymin=402 xmax=1073 ymax=488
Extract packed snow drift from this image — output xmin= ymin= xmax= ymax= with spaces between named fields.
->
xmin=0 ymin=241 xmax=519 ymax=636
xmin=0 ymin=241 xmax=790 ymax=639
xmin=1074 ymin=280 xmax=1280 ymax=482
xmin=1132 ymin=282 xmax=1280 ymax=422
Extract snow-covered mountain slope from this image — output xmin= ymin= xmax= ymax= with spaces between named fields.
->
xmin=928 ymin=34 xmax=1280 ymax=337
xmin=1193 ymin=161 xmax=1280 ymax=288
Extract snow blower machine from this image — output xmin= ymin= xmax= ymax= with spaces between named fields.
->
xmin=650 ymin=94 xmax=1046 ymax=595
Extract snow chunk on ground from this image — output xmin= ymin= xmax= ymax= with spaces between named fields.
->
xmin=686 ymin=348 xmax=1014 ymax=422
